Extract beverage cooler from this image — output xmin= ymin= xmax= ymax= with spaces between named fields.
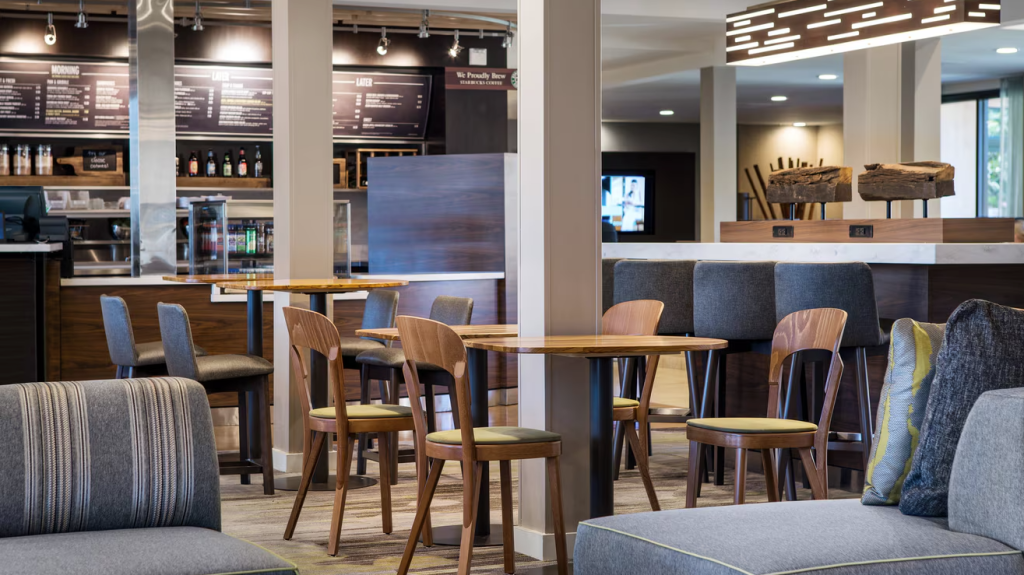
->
xmin=188 ymin=199 xmax=351 ymax=277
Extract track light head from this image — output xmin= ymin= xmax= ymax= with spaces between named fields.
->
xmin=192 ymin=1 xmax=204 ymax=31
xmin=448 ymin=30 xmax=462 ymax=58
xmin=501 ymin=24 xmax=514 ymax=49
xmin=377 ymin=27 xmax=390 ymax=56
xmin=44 ymin=13 xmax=57 ymax=45
xmin=75 ymin=0 xmax=88 ymax=29
xmin=418 ymin=11 xmax=430 ymax=39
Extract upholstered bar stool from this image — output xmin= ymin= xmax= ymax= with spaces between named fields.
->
xmin=611 ymin=259 xmax=697 ymax=477
xmin=602 ymin=258 xmax=623 ymax=314
xmin=774 ymin=262 xmax=889 ymax=492
xmin=693 ymin=261 xmax=778 ymax=487
xmin=158 ymin=302 xmax=275 ymax=494
xmin=100 ymin=295 xmax=206 ymax=378
xmin=354 ymin=295 xmax=474 ymax=482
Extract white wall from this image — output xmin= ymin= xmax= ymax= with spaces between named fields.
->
xmin=737 ymin=124 xmax=830 ymax=220
xmin=940 ymin=100 xmax=978 ymax=218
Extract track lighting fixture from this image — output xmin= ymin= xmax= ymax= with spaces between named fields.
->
xmin=75 ymin=0 xmax=88 ymax=29
xmin=418 ymin=11 xmax=430 ymax=39
xmin=448 ymin=30 xmax=462 ymax=58
xmin=501 ymin=23 xmax=515 ymax=49
xmin=377 ymin=27 xmax=390 ymax=55
xmin=192 ymin=0 xmax=204 ymax=32
xmin=44 ymin=13 xmax=57 ymax=46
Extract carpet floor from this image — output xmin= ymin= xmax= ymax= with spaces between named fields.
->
xmin=221 ymin=430 xmax=857 ymax=574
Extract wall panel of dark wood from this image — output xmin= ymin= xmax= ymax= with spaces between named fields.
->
xmin=0 ymin=256 xmax=43 ymax=384
xmin=445 ymin=89 xmax=508 ymax=155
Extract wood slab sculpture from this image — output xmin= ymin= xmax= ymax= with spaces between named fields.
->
xmin=857 ymin=161 xmax=955 ymax=201
xmin=767 ymin=166 xmax=853 ymax=204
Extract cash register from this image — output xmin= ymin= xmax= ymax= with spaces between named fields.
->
xmin=0 ymin=186 xmax=74 ymax=277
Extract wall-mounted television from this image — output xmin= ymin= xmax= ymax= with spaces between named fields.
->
xmin=601 ymin=171 xmax=654 ymax=235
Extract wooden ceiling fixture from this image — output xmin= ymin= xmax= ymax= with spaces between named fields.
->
xmin=726 ymin=0 xmax=1001 ymax=66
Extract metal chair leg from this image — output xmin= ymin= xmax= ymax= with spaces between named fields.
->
xmin=356 ymin=364 xmax=370 ymax=476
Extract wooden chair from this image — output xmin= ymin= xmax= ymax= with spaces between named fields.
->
xmin=604 ymin=300 xmax=664 ymax=511
xmin=395 ymin=315 xmax=568 ymax=575
xmin=281 ymin=306 xmax=415 ymax=557
xmin=685 ymin=308 xmax=848 ymax=506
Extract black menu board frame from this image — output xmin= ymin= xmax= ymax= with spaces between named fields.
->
xmin=175 ymin=64 xmax=274 ymax=136
xmin=331 ymin=70 xmax=432 ymax=140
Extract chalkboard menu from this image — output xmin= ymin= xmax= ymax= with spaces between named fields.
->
xmin=0 ymin=60 xmax=129 ymax=132
xmin=332 ymin=71 xmax=431 ymax=139
xmin=175 ymin=65 xmax=273 ymax=135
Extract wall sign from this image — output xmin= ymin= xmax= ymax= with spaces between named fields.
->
xmin=445 ymin=68 xmax=517 ymax=91
xmin=82 ymin=148 xmax=117 ymax=172
xmin=331 ymin=71 xmax=432 ymax=139
xmin=0 ymin=60 xmax=129 ymax=132
xmin=175 ymin=65 xmax=273 ymax=135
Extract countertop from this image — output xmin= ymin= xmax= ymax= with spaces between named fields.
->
xmin=60 ymin=271 xmax=504 ymax=288
xmin=602 ymin=243 xmax=1024 ymax=265
xmin=0 ymin=243 xmax=63 ymax=253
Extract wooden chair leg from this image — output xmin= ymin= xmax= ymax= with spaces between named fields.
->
xmin=388 ymin=371 xmax=400 ymax=485
xmin=398 ymin=459 xmax=445 ymax=575
xmin=258 ymin=379 xmax=275 ymax=495
xmin=284 ymin=431 xmax=327 ymax=540
xmin=457 ymin=462 xmax=484 ymax=575
xmin=547 ymin=456 xmax=569 ymax=575
xmin=499 ymin=460 xmax=515 ymax=574
xmin=378 ymin=430 xmax=393 ymax=534
xmin=734 ymin=448 xmax=747 ymax=505
xmin=612 ymin=420 xmax=625 ymax=480
xmin=238 ymin=391 xmax=251 ymax=485
xmin=798 ymin=447 xmax=827 ymax=500
xmin=416 ymin=454 xmax=435 ymax=547
xmin=686 ymin=440 xmax=702 ymax=508
xmin=327 ymin=435 xmax=355 ymax=557
xmin=625 ymin=424 xmax=660 ymax=511
xmin=357 ymin=365 xmax=370 ymax=476
xmin=762 ymin=449 xmax=779 ymax=503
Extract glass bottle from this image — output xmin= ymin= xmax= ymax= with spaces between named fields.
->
xmin=256 ymin=220 xmax=266 ymax=253
xmin=188 ymin=151 xmax=199 ymax=177
xmin=266 ymin=222 xmax=273 ymax=253
xmin=222 ymin=149 xmax=233 ymax=178
xmin=253 ymin=145 xmax=263 ymax=178
xmin=206 ymin=151 xmax=217 ymax=177
xmin=245 ymin=220 xmax=256 ymax=254
xmin=237 ymin=147 xmax=248 ymax=178
xmin=175 ymin=154 xmax=181 ymax=177
xmin=0 ymin=143 xmax=9 ymax=176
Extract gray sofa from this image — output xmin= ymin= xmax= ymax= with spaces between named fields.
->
xmin=575 ymin=388 xmax=1024 ymax=575
xmin=0 ymin=377 xmax=297 ymax=575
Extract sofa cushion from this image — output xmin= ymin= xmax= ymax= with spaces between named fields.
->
xmin=901 ymin=300 xmax=1024 ymax=517
xmin=0 ymin=527 xmax=297 ymax=575
xmin=575 ymin=499 xmax=1024 ymax=575
xmin=863 ymin=319 xmax=945 ymax=506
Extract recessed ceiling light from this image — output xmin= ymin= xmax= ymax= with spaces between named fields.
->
xmin=771 ymin=95 xmax=788 ymax=102
xmin=997 ymin=47 xmax=1019 ymax=54
xmin=660 ymin=110 xmax=675 ymax=116
xmin=818 ymin=74 xmax=838 ymax=80
xmin=793 ymin=122 xmax=807 ymax=127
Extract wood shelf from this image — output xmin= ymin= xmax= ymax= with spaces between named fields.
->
xmin=0 ymin=174 xmax=125 ymax=187
xmin=177 ymin=177 xmax=271 ymax=189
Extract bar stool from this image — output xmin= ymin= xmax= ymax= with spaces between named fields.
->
xmin=602 ymin=258 xmax=623 ymax=314
xmin=611 ymin=259 xmax=697 ymax=478
xmin=157 ymin=302 xmax=275 ymax=495
xmin=774 ymin=262 xmax=889 ymax=492
xmin=100 ymin=295 xmax=206 ymax=378
xmin=693 ymin=261 xmax=778 ymax=488
xmin=354 ymin=295 xmax=474 ymax=482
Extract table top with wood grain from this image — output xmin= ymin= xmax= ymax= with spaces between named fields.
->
xmin=163 ymin=273 xmax=273 ymax=284
xmin=464 ymin=335 xmax=728 ymax=358
xmin=357 ymin=324 xmax=518 ymax=342
xmin=214 ymin=278 xmax=409 ymax=292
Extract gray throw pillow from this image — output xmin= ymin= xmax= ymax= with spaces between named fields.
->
xmin=900 ymin=300 xmax=1024 ymax=517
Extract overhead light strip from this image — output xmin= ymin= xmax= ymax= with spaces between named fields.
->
xmin=921 ymin=14 xmax=951 ymax=23
xmin=851 ymin=13 xmax=912 ymax=28
xmin=726 ymin=8 xmax=775 ymax=22
xmin=778 ymin=4 xmax=827 ymax=18
xmin=978 ymin=4 xmax=1001 ymax=9
xmin=732 ymin=20 xmax=751 ymax=28
xmin=727 ymin=22 xmax=774 ymax=36
xmin=764 ymin=34 xmax=801 ymax=45
xmin=727 ymin=42 xmax=760 ymax=51
xmin=934 ymin=5 xmax=956 ymax=13
xmin=823 ymin=2 xmax=884 ymax=18
xmin=748 ymin=42 xmax=795 ymax=54
xmin=807 ymin=19 xmax=842 ymax=28
xmin=767 ymin=27 xmax=792 ymax=36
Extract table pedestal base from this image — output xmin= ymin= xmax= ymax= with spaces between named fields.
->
xmin=274 ymin=474 xmax=377 ymax=492
xmin=421 ymin=523 xmax=504 ymax=547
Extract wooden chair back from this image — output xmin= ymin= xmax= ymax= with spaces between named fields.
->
xmin=283 ymin=306 xmax=350 ymax=435
xmin=603 ymin=300 xmax=665 ymax=424
xmin=767 ymin=308 xmax=848 ymax=453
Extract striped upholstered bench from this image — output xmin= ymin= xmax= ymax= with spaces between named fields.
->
xmin=0 ymin=377 xmax=297 ymax=575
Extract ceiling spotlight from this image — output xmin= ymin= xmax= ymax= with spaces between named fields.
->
xmin=771 ymin=95 xmax=788 ymax=102
xmin=501 ymin=23 xmax=515 ymax=49
xmin=192 ymin=0 xmax=204 ymax=32
xmin=449 ymin=30 xmax=463 ymax=58
xmin=997 ymin=47 xmax=1019 ymax=54
xmin=43 ymin=13 xmax=57 ymax=46
xmin=75 ymin=0 xmax=88 ymax=29
xmin=660 ymin=110 xmax=675 ymax=116
xmin=793 ymin=122 xmax=807 ymax=127
xmin=377 ymin=27 xmax=390 ymax=56
xmin=418 ymin=10 xmax=430 ymax=39
xmin=818 ymin=74 xmax=838 ymax=80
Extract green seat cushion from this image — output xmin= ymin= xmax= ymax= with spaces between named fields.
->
xmin=863 ymin=318 xmax=945 ymax=506
xmin=310 ymin=404 xmax=412 ymax=420
xmin=614 ymin=397 xmax=640 ymax=408
xmin=687 ymin=417 xmax=817 ymax=434
xmin=427 ymin=426 xmax=561 ymax=445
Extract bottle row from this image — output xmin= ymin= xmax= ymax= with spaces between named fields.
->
xmin=179 ymin=146 xmax=264 ymax=179
xmin=0 ymin=144 xmax=54 ymax=176
xmin=195 ymin=219 xmax=274 ymax=259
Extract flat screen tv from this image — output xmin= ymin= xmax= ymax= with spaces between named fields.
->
xmin=601 ymin=172 xmax=653 ymax=234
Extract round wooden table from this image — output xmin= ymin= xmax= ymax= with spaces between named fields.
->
xmin=218 ymin=278 xmax=410 ymax=492
xmin=465 ymin=335 xmax=727 ymax=519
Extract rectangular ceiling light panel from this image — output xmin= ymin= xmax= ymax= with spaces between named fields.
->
xmin=726 ymin=0 xmax=1000 ymax=66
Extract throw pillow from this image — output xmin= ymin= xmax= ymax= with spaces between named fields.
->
xmin=900 ymin=299 xmax=1024 ymax=517
xmin=862 ymin=319 xmax=945 ymax=506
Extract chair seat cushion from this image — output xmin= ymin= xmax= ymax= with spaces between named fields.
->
xmin=614 ymin=397 xmax=640 ymax=408
xmin=134 ymin=341 xmax=207 ymax=367
xmin=310 ymin=404 xmax=412 ymax=420
xmin=195 ymin=354 xmax=274 ymax=381
xmin=687 ymin=417 xmax=817 ymax=434
xmin=574 ymin=500 xmax=1024 ymax=575
xmin=339 ymin=336 xmax=385 ymax=358
xmin=0 ymin=526 xmax=298 ymax=575
xmin=427 ymin=426 xmax=561 ymax=445
xmin=355 ymin=347 xmax=443 ymax=371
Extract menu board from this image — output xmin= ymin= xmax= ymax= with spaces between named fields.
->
xmin=175 ymin=65 xmax=273 ymax=135
xmin=0 ymin=61 xmax=129 ymax=132
xmin=332 ymin=71 xmax=431 ymax=139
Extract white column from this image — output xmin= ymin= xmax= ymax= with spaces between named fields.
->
xmin=270 ymin=0 xmax=335 ymax=471
xmin=516 ymin=0 xmax=601 ymax=561
xmin=902 ymin=39 xmax=942 ymax=218
xmin=700 ymin=67 xmax=737 ymax=242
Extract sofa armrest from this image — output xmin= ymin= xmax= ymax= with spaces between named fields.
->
xmin=948 ymin=388 xmax=1024 ymax=551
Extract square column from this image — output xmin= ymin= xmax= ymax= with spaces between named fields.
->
xmin=517 ymin=0 xmax=601 ymax=561
xmin=271 ymin=0 xmax=335 ymax=470
xmin=700 ymin=66 xmax=737 ymax=242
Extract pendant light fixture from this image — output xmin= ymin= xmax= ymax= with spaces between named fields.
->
xmin=377 ymin=27 xmax=390 ymax=55
xmin=448 ymin=30 xmax=462 ymax=58
xmin=418 ymin=10 xmax=430 ymax=39
xmin=192 ymin=0 xmax=204 ymax=32
xmin=43 ymin=13 xmax=57 ymax=45
xmin=75 ymin=0 xmax=88 ymax=29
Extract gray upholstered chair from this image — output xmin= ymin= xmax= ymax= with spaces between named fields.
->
xmin=602 ymin=220 xmax=619 ymax=243
xmin=354 ymin=295 xmax=474 ymax=482
xmin=158 ymin=302 xmax=275 ymax=495
xmin=341 ymin=290 xmax=400 ymax=370
xmin=100 ymin=295 xmax=206 ymax=378
xmin=693 ymin=261 xmax=778 ymax=488
xmin=774 ymin=262 xmax=889 ymax=491
xmin=0 ymin=377 xmax=297 ymax=575
xmin=602 ymin=258 xmax=623 ymax=314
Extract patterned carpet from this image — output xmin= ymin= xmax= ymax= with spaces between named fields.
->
xmin=221 ymin=430 xmax=857 ymax=574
